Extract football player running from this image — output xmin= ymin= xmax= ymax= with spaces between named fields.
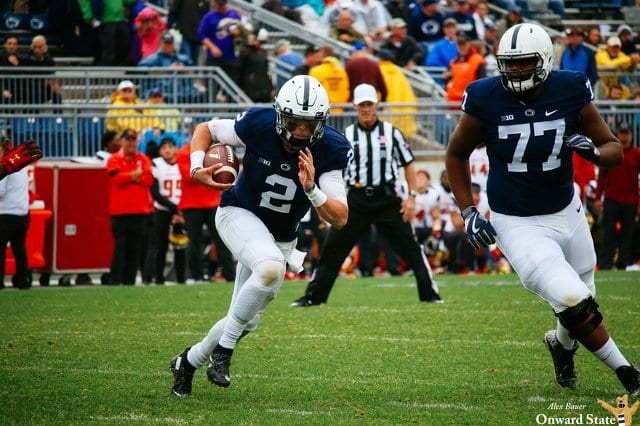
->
xmin=445 ymin=23 xmax=640 ymax=396
xmin=169 ymin=75 xmax=352 ymax=396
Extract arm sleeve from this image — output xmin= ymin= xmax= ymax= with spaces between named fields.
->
xmin=151 ymin=178 xmax=178 ymax=213
xmin=318 ymin=169 xmax=347 ymax=205
xmin=207 ymin=119 xmax=246 ymax=148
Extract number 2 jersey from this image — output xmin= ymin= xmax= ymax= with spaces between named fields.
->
xmin=221 ymin=107 xmax=352 ymax=242
xmin=462 ymin=70 xmax=593 ymax=216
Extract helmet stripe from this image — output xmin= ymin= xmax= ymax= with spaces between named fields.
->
xmin=302 ymin=76 xmax=310 ymax=111
xmin=510 ymin=23 xmax=523 ymax=49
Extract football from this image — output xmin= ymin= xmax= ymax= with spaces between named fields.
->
xmin=203 ymin=143 xmax=240 ymax=184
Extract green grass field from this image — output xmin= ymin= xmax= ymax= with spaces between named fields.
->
xmin=1 ymin=271 xmax=638 ymax=425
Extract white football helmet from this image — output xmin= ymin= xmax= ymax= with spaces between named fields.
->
xmin=496 ymin=23 xmax=554 ymax=93
xmin=274 ymin=75 xmax=330 ymax=153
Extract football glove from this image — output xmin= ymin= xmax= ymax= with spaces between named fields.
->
xmin=564 ymin=134 xmax=600 ymax=164
xmin=1 ymin=140 xmax=43 ymax=175
xmin=461 ymin=206 xmax=496 ymax=249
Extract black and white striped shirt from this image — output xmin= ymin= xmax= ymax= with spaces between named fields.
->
xmin=344 ymin=120 xmax=414 ymax=188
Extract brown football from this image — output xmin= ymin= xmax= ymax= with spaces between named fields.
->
xmin=203 ymin=143 xmax=240 ymax=184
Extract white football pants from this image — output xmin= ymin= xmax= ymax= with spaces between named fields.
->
xmin=491 ymin=191 xmax=596 ymax=313
xmin=187 ymin=206 xmax=296 ymax=367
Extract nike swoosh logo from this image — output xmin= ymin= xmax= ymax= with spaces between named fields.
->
xmin=471 ymin=217 xmax=480 ymax=233
xmin=576 ymin=204 xmax=581 ymax=213
xmin=545 ymin=109 xmax=558 ymax=116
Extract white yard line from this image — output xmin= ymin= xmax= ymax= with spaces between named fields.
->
xmin=90 ymin=413 xmax=200 ymax=424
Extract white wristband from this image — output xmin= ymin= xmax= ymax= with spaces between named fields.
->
xmin=305 ymin=183 xmax=328 ymax=207
xmin=190 ymin=150 xmax=205 ymax=178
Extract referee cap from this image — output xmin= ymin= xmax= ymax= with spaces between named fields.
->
xmin=353 ymin=83 xmax=378 ymax=105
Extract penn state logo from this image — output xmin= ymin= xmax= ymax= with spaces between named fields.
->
xmin=30 ymin=16 xmax=45 ymax=31
xmin=281 ymin=163 xmax=291 ymax=172
xmin=524 ymin=109 xmax=535 ymax=117
xmin=4 ymin=15 xmax=22 ymax=30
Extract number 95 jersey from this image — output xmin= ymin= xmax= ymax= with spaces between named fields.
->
xmin=461 ymin=71 xmax=593 ymax=216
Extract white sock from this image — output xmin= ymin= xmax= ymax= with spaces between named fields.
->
xmin=219 ymin=279 xmax=272 ymax=349
xmin=556 ymin=321 xmax=577 ymax=350
xmin=188 ymin=318 xmax=226 ymax=368
xmin=592 ymin=338 xmax=630 ymax=371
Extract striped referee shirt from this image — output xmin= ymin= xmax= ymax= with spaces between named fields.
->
xmin=344 ymin=120 xmax=414 ymax=188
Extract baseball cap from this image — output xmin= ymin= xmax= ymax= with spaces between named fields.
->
xmin=352 ymin=41 xmax=367 ymax=51
xmin=607 ymin=35 xmax=622 ymax=47
xmin=616 ymin=24 xmax=632 ymax=37
xmin=121 ymin=128 xmax=138 ymax=140
xmin=148 ymin=87 xmax=163 ymax=97
xmin=484 ymin=21 xmax=497 ymax=31
xmin=353 ymin=83 xmax=378 ymax=105
xmin=275 ymin=39 xmax=290 ymax=50
xmin=305 ymin=44 xmax=320 ymax=55
xmin=456 ymin=31 xmax=469 ymax=44
xmin=443 ymin=17 xmax=457 ymax=27
xmin=616 ymin=121 xmax=631 ymax=132
xmin=159 ymin=137 xmax=177 ymax=148
xmin=161 ymin=32 xmax=174 ymax=43
xmin=422 ymin=0 xmax=439 ymax=5
xmin=565 ymin=26 xmax=583 ymax=36
xmin=256 ymin=28 xmax=269 ymax=42
xmin=390 ymin=17 xmax=407 ymax=29
xmin=117 ymin=80 xmax=134 ymax=91
xmin=214 ymin=0 xmax=227 ymax=4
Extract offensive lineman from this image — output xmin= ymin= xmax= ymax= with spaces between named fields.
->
xmin=169 ymin=75 xmax=352 ymax=395
xmin=445 ymin=23 xmax=640 ymax=395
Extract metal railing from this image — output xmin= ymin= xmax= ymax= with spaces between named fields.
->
xmin=0 ymin=102 xmax=460 ymax=158
xmin=0 ymin=66 xmax=252 ymax=105
xmin=2 ymin=102 xmax=638 ymax=160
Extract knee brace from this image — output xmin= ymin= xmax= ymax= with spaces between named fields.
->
xmin=254 ymin=259 xmax=285 ymax=288
xmin=556 ymin=297 xmax=603 ymax=340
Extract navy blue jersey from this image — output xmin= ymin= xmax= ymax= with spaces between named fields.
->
xmin=221 ymin=107 xmax=351 ymax=241
xmin=462 ymin=71 xmax=594 ymax=216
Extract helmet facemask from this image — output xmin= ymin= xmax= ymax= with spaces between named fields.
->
xmin=273 ymin=75 xmax=330 ymax=154
xmin=497 ymin=53 xmax=546 ymax=93
xmin=275 ymin=108 xmax=327 ymax=153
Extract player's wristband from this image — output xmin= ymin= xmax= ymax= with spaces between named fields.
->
xmin=190 ymin=167 xmax=202 ymax=178
xmin=304 ymin=183 xmax=328 ymax=207
xmin=190 ymin=150 xmax=205 ymax=178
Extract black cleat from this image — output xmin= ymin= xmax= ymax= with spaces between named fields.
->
xmin=207 ymin=344 xmax=233 ymax=388
xmin=422 ymin=294 xmax=444 ymax=304
xmin=544 ymin=330 xmax=578 ymax=389
xmin=616 ymin=364 xmax=640 ymax=397
xmin=289 ymin=296 xmax=321 ymax=308
xmin=170 ymin=347 xmax=195 ymax=396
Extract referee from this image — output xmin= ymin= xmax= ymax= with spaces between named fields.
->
xmin=290 ymin=84 xmax=442 ymax=306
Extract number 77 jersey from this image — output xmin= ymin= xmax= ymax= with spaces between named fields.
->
xmin=461 ymin=70 xmax=594 ymax=216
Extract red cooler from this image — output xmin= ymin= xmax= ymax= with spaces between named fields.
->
xmin=34 ymin=161 xmax=114 ymax=275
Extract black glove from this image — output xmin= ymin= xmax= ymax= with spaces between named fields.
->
xmin=564 ymin=134 xmax=600 ymax=164
xmin=461 ymin=206 xmax=497 ymax=249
